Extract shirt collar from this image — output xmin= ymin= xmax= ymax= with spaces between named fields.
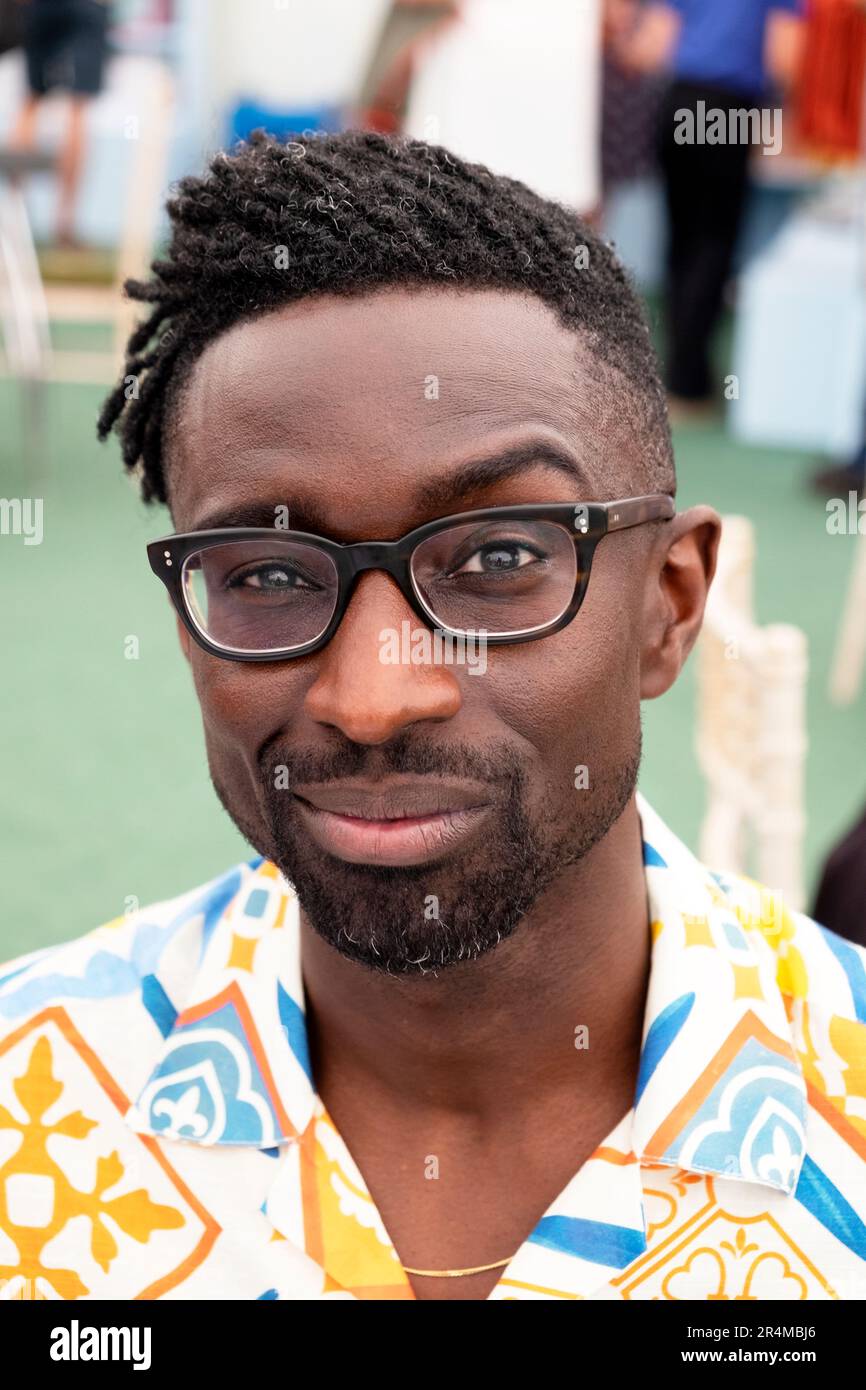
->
xmin=631 ymin=796 xmax=807 ymax=1195
xmin=125 ymin=860 xmax=317 ymax=1149
xmin=124 ymin=795 xmax=807 ymax=1196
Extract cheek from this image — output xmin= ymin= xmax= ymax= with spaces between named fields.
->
xmin=480 ymin=581 xmax=643 ymax=793
xmin=492 ymin=617 xmax=640 ymax=735
xmin=189 ymin=653 xmax=299 ymax=770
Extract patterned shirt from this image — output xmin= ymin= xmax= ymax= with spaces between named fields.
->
xmin=2 ymin=795 xmax=866 ymax=1301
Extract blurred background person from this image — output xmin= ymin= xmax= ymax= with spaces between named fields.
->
xmin=8 ymin=0 xmax=113 ymax=246
xmin=612 ymin=0 xmax=806 ymax=416
xmin=600 ymin=0 xmax=665 ymax=210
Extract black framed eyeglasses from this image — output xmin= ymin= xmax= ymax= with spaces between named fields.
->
xmin=147 ymin=494 xmax=675 ymax=663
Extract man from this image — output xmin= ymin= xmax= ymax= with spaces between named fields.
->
xmin=612 ymin=0 xmax=805 ymax=412
xmin=1 ymin=130 xmax=865 ymax=1302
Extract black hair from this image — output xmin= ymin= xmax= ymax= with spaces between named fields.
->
xmin=97 ymin=127 xmax=674 ymax=506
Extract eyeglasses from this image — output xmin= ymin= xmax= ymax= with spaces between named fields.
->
xmin=147 ymin=494 xmax=675 ymax=662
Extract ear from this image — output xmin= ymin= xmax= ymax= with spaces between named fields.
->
xmin=639 ymin=506 xmax=721 ymax=700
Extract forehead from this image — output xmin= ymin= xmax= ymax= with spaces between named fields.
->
xmin=167 ymin=287 xmax=618 ymax=534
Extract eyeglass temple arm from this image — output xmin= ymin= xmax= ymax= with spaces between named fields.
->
xmin=604 ymin=494 xmax=676 ymax=532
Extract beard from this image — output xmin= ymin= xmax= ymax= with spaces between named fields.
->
xmin=210 ymin=728 xmax=640 ymax=978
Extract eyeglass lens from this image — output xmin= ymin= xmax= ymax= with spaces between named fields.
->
xmin=181 ymin=519 xmax=579 ymax=652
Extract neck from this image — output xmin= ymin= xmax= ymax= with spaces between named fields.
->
xmin=300 ymin=796 xmax=652 ymax=1123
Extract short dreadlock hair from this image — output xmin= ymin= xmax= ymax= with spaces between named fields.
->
xmin=97 ymin=128 xmax=674 ymax=507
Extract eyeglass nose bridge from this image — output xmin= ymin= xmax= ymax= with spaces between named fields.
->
xmin=342 ymin=537 xmax=408 ymax=578
xmin=337 ymin=536 xmax=431 ymax=622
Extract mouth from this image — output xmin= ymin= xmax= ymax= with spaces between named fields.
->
xmin=290 ymin=777 xmax=495 ymax=867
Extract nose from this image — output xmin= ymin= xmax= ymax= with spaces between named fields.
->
xmin=303 ymin=571 xmax=463 ymax=744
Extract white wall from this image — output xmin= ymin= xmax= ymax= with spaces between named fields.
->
xmin=205 ymin=0 xmax=392 ymax=113
xmin=405 ymin=0 xmax=601 ymax=212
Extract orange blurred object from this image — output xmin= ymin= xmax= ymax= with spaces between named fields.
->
xmin=796 ymin=0 xmax=866 ymax=157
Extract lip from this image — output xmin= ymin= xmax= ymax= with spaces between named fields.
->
xmin=291 ymin=777 xmax=494 ymax=866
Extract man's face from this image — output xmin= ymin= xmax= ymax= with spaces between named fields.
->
xmin=167 ymin=288 xmax=661 ymax=975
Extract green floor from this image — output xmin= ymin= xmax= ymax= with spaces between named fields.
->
xmin=1 ymin=364 xmax=864 ymax=958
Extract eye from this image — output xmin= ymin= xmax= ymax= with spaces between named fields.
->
xmin=229 ymin=563 xmax=317 ymax=592
xmin=450 ymin=541 xmax=543 ymax=575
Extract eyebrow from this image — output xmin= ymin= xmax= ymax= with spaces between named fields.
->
xmin=187 ymin=442 xmax=590 ymax=536
xmin=188 ymin=500 xmax=333 ymax=535
xmin=417 ymin=442 xmax=590 ymax=510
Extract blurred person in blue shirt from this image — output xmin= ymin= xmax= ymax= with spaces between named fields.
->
xmin=611 ymin=0 xmax=805 ymax=413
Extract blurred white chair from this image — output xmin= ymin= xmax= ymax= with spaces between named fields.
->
xmin=42 ymin=58 xmax=174 ymax=382
xmin=695 ymin=514 xmax=808 ymax=910
xmin=0 ymin=57 xmax=174 ymax=386
xmin=0 ymin=146 xmax=55 ymax=472
xmin=0 ymin=148 xmax=53 ymax=377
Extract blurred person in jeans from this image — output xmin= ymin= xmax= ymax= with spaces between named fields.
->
xmin=8 ymin=0 xmax=113 ymax=246
xmin=611 ymin=0 xmax=805 ymax=416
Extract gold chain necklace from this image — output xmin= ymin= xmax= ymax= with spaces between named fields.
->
xmin=401 ymin=1254 xmax=516 ymax=1278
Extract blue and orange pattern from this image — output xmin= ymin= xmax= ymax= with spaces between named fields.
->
xmin=2 ymin=794 xmax=866 ymax=1300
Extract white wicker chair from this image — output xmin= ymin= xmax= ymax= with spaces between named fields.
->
xmin=695 ymin=514 xmax=809 ymax=910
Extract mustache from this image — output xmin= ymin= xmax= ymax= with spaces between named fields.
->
xmin=257 ymin=731 xmax=523 ymax=791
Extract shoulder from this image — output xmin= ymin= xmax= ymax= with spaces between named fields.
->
xmin=0 ymin=859 xmax=255 ymax=1039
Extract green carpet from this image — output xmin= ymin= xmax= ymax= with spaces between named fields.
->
xmin=1 ymin=368 xmax=864 ymax=958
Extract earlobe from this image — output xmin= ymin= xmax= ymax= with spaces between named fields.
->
xmin=639 ymin=506 xmax=721 ymax=701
